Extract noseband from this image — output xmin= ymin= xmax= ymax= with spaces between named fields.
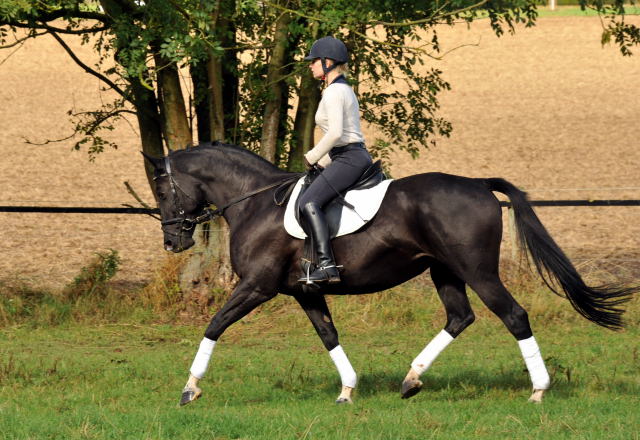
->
xmin=157 ymin=156 xmax=205 ymax=237
xmin=157 ymin=156 xmax=302 ymax=238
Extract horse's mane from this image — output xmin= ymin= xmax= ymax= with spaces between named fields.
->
xmin=168 ymin=141 xmax=287 ymax=176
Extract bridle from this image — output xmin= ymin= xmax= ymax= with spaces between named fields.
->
xmin=156 ymin=156 xmax=205 ymax=237
xmin=156 ymin=155 xmax=302 ymax=238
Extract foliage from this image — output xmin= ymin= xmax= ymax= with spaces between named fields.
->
xmin=63 ymin=249 xmax=121 ymax=301
xmin=0 ymin=0 xmax=638 ymax=167
xmin=579 ymin=0 xmax=640 ymax=55
xmin=0 ymin=250 xmax=124 ymax=326
xmin=230 ymin=0 xmax=541 ymax=162
xmin=0 ymin=251 xmax=197 ymax=327
xmin=0 ymin=280 xmax=71 ymax=326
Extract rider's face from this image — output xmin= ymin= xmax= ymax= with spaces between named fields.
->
xmin=309 ymin=58 xmax=332 ymax=79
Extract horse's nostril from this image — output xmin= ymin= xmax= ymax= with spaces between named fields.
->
xmin=164 ymin=240 xmax=174 ymax=250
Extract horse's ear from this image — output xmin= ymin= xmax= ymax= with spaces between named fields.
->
xmin=141 ymin=151 xmax=162 ymax=169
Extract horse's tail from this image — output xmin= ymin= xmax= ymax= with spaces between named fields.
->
xmin=483 ymin=177 xmax=635 ymax=330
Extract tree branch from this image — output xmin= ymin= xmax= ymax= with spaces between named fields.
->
xmin=23 ymin=131 xmax=77 ymax=146
xmin=0 ymin=30 xmax=47 ymax=49
xmin=31 ymin=7 xmax=111 ymax=24
xmin=372 ymin=0 xmax=490 ymax=27
xmin=23 ymin=109 xmax=136 ymax=146
xmin=259 ymin=0 xmax=460 ymax=58
xmin=2 ymin=9 xmax=111 ymax=26
xmin=262 ymin=0 xmax=325 ymax=25
xmin=0 ymin=35 xmax=27 ymax=67
xmin=123 ymin=181 xmax=160 ymax=219
xmin=47 ymin=30 xmax=132 ymax=104
xmin=5 ymin=21 xmax=110 ymax=35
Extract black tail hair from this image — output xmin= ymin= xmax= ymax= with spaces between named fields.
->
xmin=484 ymin=177 xmax=636 ymax=330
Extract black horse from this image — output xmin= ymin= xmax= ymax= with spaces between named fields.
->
xmin=143 ymin=142 xmax=634 ymax=406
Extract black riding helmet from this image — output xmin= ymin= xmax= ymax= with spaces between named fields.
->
xmin=304 ymin=36 xmax=348 ymax=76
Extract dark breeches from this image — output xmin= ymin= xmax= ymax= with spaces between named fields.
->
xmin=298 ymin=145 xmax=372 ymax=210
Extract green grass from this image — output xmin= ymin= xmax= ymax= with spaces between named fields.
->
xmin=1 ymin=286 xmax=638 ymax=439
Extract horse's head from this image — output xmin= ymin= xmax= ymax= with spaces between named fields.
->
xmin=143 ymin=151 xmax=206 ymax=253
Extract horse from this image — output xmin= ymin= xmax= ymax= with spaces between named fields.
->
xmin=143 ymin=141 xmax=634 ymax=406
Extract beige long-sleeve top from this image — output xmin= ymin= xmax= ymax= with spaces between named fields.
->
xmin=304 ymin=82 xmax=365 ymax=165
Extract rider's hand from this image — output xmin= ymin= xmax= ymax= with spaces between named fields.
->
xmin=304 ymin=157 xmax=314 ymax=171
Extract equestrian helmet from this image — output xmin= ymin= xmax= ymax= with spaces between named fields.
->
xmin=304 ymin=36 xmax=348 ymax=64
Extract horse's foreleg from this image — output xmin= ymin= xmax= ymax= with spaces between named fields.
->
xmin=294 ymin=294 xmax=356 ymax=404
xmin=402 ymin=263 xmax=475 ymax=399
xmin=179 ymin=281 xmax=276 ymax=407
xmin=179 ymin=338 xmax=215 ymax=406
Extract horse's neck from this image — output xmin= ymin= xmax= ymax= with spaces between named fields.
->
xmin=187 ymin=147 xmax=290 ymax=219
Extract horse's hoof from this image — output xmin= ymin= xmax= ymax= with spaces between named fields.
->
xmin=401 ymin=378 xmax=423 ymax=399
xmin=528 ymin=389 xmax=545 ymax=404
xmin=335 ymin=397 xmax=353 ymax=404
xmin=179 ymin=387 xmax=202 ymax=406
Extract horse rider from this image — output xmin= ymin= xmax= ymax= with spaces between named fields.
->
xmin=298 ymin=36 xmax=373 ymax=284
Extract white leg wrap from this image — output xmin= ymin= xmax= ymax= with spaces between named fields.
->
xmin=189 ymin=337 xmax=216 ymax=379
xmin=518 ymin=336 xmax=550 ymax=390
xmin=411 ymin=330 xmax=454 ymax=376
xmin=329 ymin=345 xmax=357 ymax=388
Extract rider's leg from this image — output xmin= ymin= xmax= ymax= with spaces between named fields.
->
xmin=299 ymin=201 xmax=341 ymax=283
xmin=297 ymin=147 xmax=372 ymax=284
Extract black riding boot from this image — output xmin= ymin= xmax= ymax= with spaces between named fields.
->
xmin=298 ymin=202 xmax=341 ymax=284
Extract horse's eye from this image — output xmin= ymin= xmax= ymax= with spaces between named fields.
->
xmin=158 ymin=192 xmax=166 ymax=200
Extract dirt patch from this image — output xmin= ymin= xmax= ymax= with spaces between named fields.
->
xmin=1 ymin=16 xmax=638 ymax=289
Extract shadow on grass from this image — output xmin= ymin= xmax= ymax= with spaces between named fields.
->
xmin=271 ymin=367 xmax=640 ymax=404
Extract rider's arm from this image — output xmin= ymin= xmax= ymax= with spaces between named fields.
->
xmin=305 ymin=86 xmax=345 ymax=165
xmin=317 ymin=154 xmax=332 ymax=168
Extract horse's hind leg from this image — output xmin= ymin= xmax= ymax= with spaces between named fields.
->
xmin=402 ymin=263 xmax=475 ymax=399
xmin=468 ymin=274 xmax=550 ymax=402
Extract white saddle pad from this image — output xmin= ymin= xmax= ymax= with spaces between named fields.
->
xmin=284 ymin=177 xmax=394 ymax=239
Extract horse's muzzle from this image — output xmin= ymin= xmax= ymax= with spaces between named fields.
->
xmin=164 ymin=236 xmax=195 ymax=253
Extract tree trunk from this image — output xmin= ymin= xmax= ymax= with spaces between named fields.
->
xmin=98 ymin=0 xmax=164 ymax=191
xmin=275 ymin=40 xmax=298 ymax=167
xmin=288 ymin=19 xmax=320 ymax=171
xmin=288 ymin=71 xmax=320 ymax=171
xmin=130 ymin=79 xmax=165 ymax=191
xmin=207 ymin=53 xmax=226 ymax=141
xmin=222 ymin=44 xmax=239 ymax=143
xmin=191 ymin=61 xmax=211 ymax=143
xmin=154 ymin=54 xmax=193 ymax=150
xmin=260 ymin=8 xmax=292 ymax=162
xmin=217 ymin=0 xmax=239 ymax=143
xmin=178 ymin=216 xmax=235 ymax=314
xmin=179 ymin=0 xmax=240 ymax=308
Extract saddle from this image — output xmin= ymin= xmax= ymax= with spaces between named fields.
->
xmin=282 ymin=160 xmax=393 ymax=239
xmin=277 ymin=160 xmax=392 ymax=287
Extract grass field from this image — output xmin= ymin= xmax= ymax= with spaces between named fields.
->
xmin=536 ymin=5 xmax=640 ymax=16
xmin=1 ymin=284 xmax=638 ymax=440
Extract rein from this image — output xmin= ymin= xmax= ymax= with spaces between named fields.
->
xmin=158 ymin=156 xmax=302 ymax=233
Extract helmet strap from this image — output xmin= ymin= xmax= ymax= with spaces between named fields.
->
xmin=321 ymin=57 xmax=340 ymax=76
xmin=320 ymin=57 xmax=343 ymax=86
